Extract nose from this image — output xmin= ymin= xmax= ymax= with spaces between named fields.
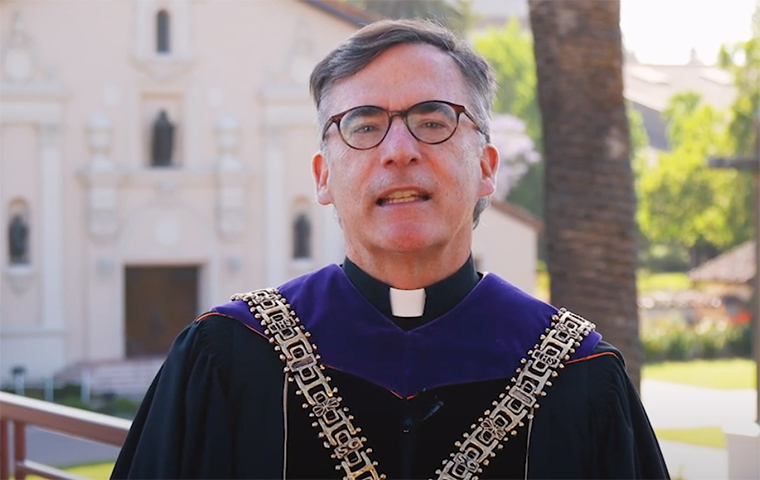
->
xmin=378 ymin=116 xmax=421 ymax=167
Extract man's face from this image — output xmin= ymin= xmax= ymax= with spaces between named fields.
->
xmin=312 ymin=43 xmax=498 ymax=263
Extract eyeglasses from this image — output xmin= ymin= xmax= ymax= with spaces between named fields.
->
xmin=322 ymin=100 xmax=487 ymax=150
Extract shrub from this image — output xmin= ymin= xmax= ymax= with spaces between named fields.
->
xmin=95 ymin=395 xmax=141 ymax=419
xmin=725 ymin=323 xmax=752 ymax=357
xmin=693 ymin=318 xmax=729 ymax=358
xmin=642 ymin=319 xmax=694 ymax=362
xmin=642 ymin=317 xmax=752 ymax=363
xmin=57 ymin=396 xmax=93 ymax=411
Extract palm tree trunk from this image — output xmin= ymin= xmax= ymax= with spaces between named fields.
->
xmin=528 ymin=0 xmax=642 ymax=388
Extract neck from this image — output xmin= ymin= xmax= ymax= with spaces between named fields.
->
xmin=345 ymin=243 xmax=473 ymax=290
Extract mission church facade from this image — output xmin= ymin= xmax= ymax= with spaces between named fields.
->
xmin=0 ymin=0 xmax=539 ymax=383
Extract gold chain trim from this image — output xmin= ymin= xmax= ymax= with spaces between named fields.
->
xmin=231 ymin=289 xmax=385 ymax=480
xmin=232 ymin=290 xmax=594 ymax=480
xmin=433 ymin=308 xmax=595 ymax=480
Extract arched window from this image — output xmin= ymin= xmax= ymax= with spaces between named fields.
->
xmin=156 ymin=10 xmax=170 ymax=54
xmin=293 ymin=213 xmax=311 ymax=260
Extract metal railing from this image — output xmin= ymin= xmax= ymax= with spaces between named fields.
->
xmin=0 ymin=392 xmax=131 ymax=480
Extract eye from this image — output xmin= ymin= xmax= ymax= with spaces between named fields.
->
xmin=341 ymin=107 xmax=387 ymax=137
xmin=411 ymin=113 xmax=455 ymax=132
xmin=418 ymin=120 xmax=447 ymax=130
xmin=350 ymin=122 xmax=382 ymax=135
xmin=409 ymin=103 xmax=457 ymax=132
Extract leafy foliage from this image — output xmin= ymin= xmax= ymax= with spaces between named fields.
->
xmin=474 ymin=19 xmax=541 ymax=141
xmin=506 ymin=160 xmax=545 ymax=218
xmin=636 ymin=4 xmax=758 ymax=265
xmin=628 ymin=101 xmax=649 ymax=165
xmin=636 ymin=93 xmax=754 ymax=251
xmin=474 ymin=20 xmax=544 ymax=217
xmin=718 ymin=2 xmax=760 ymax=156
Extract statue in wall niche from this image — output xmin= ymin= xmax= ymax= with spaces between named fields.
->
xmin=151 ymin=110 xmax=174 ymax=166
xmin=8 ymin=214 xmax=29 ymax=264
xmin=293 ymin=213 xmax=311 ymax=260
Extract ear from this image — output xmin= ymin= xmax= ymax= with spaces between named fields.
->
xmin=312 ymin=151 xmax=333 ymax=205
xmin=477 ymin=143 xmax=499 ymax=197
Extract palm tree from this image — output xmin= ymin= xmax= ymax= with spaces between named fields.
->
xmin=528 ymin=0 xmax=642 ymax=388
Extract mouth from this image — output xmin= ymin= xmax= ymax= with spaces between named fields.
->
xmin=376 ymin=189 xmax=431 ymax=206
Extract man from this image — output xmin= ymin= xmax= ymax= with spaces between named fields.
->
xmin=112 ymin=19 xmax=669 ymax=480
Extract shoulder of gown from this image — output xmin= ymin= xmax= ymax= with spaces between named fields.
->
xmin=111 ymin=313 xmax=284 ymax=479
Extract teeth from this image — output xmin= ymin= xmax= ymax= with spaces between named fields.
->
xmin=382 ymin=190 xmax=424 ymax=205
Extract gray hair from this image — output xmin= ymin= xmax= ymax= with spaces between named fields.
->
xmin=310 ymin=19 xmax=497 ymax=227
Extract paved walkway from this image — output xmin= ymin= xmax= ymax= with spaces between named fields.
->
xmin=25 ymin=426 xmax=121 ymax=467
xmin=656 ymin=440 xmax=730 ymax=480
xmin=641 ymin=380 xmax=757 ymax=429
xmin=640 ymin=379 xmax=758 ymax=480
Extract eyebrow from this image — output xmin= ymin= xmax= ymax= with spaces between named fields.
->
xmin=346 ymin=106 xmax=385 ymax=116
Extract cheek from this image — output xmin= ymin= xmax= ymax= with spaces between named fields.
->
xmin=327 ymin=171 xmax=363 ymax=211
xmin=328 ymin=156 xmax=371 ymax=198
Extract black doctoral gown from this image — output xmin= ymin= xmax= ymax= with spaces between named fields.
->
xmin=112 ymin=264 xmax=669 ymax=480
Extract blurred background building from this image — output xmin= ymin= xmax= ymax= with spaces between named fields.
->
xmin=0 ymin=0 xmax=540 ymax=386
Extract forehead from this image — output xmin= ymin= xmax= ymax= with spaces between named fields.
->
xmin=325 ymin=43 xmax=470 ymax=114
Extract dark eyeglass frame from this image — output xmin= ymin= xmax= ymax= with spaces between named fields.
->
xmin=321 ymin=100 xmax=488 ymax=150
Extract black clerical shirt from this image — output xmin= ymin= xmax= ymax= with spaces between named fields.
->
xmin=342 ymin=255 xmax=480 ymax=330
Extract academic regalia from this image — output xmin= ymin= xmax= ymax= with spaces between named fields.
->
xmin=112 ymin=260 xmax=669 ymax=480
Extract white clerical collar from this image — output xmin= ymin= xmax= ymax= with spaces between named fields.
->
xmin=389 ymin=287 xmax=426 ymax=318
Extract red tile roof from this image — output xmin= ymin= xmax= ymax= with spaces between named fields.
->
xmin=689 ymin=240 xmax=755 ymax=285
xmin=489 ymin=200 xmax=544 ymax=233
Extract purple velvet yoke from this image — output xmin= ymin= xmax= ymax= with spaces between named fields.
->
xmin=212 ymin=264 xmax=601 ymax=398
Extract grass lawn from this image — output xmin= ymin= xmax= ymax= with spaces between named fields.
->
xmin=642 ymin=358 xmax=756 ymax=389
xmin=540 ymin=269 xmax=691 ymax=298
xmin=27 ymin=462 xmax=114 ymax=480
xmin=535 ymin=269 xmax=550 ymax=302
xmin=645 ymin=359 xmax=754 ymax=449
xmin=637 ymin=271 xmax=692 ymax=292
xmin=655 ymin=426 xmax=726 ymax=449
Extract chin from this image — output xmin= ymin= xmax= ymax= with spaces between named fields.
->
xmin=374 ymin=231 xmax=442 ymax=254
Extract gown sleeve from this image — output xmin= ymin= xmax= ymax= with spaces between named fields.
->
xmin=591 ymin=345 xmax=670 ymax=479
xmin=110 ymin=315 xmax=236 ymax=479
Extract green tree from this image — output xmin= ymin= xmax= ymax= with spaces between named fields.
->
xmin=474 ymin=19 xmax=541 ymax=140
xmin=637 ymin=5 xmax=757 ymax=269
xmin=474 ymin=19 xmax=545 ymax=218
xmin=628 ymin=103 xmax=649 ymax=166
xmin=636 ymin=93 xmax=754 ymax=258
xmin=719 ymin=2 xmax=760 ymax=156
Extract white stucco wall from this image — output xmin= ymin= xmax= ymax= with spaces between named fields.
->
xmin=0 ymin=0 xmax=539 ymax=382
xmin=0 ymin=0 xmax=357 ymax=381
xmin=472 ymin=204 xmax=538 ymax=295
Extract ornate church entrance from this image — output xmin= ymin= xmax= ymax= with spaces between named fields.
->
xmin=124 ymin=266 xmax=199 ymax=357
